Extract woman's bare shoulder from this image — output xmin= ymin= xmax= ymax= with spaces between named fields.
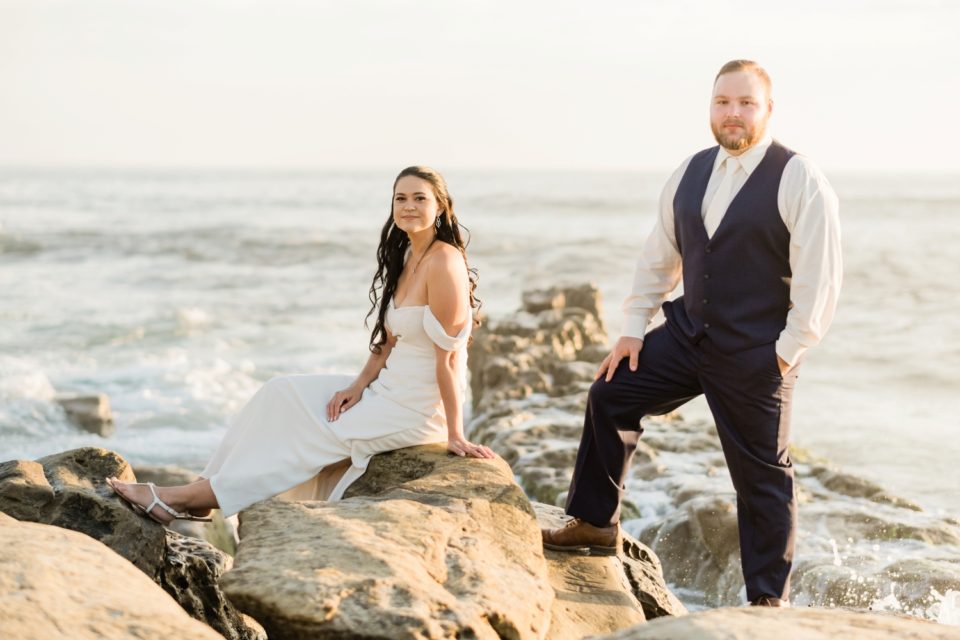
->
xmin=426 ymin=242 xmax=467 ymax=276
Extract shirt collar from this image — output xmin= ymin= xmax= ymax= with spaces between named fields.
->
xmin=714 ymin=134 xmax=773 ymax=176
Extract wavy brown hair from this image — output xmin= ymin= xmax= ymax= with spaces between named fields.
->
xmin=366 ymin=166 xmax=481 ymax=353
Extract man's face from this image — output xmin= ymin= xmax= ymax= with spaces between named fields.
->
xmin=710 ymin=70 xmax=772 ymax=154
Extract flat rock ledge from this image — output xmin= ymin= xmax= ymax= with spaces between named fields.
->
xmin=0 ymin=447 xmax=260 ymax=640
xmin=221 ymin=443 xmax=554 ymax=640
xmin=0 ymin=511 xmax=223 ymax=640
xmin=596 ymin=606 xmax=960 ymax=640
xmin=534 ymin=503 xmax=686 ymax=639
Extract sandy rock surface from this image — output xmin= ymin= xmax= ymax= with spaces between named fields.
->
xmin=221 ymin=443 xmax=553 ymax=640
xmin=0 ymin=512 xmax=224 ymax=640
xmin=597 ymin=606 xmax=960 ymax=640
xmin=534 ymin=502 xmax=686 ymax=639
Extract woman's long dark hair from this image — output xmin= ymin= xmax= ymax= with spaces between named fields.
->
xmin=366 ymin=166 xmax=481 ymax=353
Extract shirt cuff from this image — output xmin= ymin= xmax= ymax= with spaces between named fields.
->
xmin=622 ymin=313 xmax=649 ymax=340
xmin=775 ymin=331 xmax=807 ymax=367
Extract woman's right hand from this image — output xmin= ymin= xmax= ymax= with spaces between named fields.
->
xmin=447 ymin=435 xmax=497 ymax=459
xmin=326 ymin=384 xmax=363 ymax=421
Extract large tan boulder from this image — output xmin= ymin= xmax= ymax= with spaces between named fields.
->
xmin=0 ymin=448 xmax=258 ymax=640
xmin=220 ymin=444 xmax=553 ymax=640
xmin=596 ymin=606 xmax=960 ymax=639
xmin=0 ymin=512 xmax=223 ymax=640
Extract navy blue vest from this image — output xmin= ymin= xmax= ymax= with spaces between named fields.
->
xmin=662 ymin=140 xmax=795 ymax=353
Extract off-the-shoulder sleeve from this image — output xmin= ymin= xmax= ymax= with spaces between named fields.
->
xmin=423 ymin=306 xmax=472 ymax=351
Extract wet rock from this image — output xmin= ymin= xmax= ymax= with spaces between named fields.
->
xmin=0 ymin=512 xmax=224 ymax=640
xmin=0 ymin=448 xmax=258 ymax=640
xmin=162 ymin=531 xmax=266 ymax=640
xmin=597 ymin=606 xmax=960 ymax=639
xmin=57 ymin=394 xmax=115 ymax=436
xmin=638 ymin=494 xmax=742 ymax=605
xmin=811 ymin=465 xmax=923 ymax=511
xmin=220 ymin=444 xmax=553 ymax=640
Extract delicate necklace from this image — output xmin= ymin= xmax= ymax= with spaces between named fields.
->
xmin=410 ymin=236 xmax=438 ymax=274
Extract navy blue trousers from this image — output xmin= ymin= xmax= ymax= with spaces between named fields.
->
xmin=565 ymin=321 xmax=799 ymax=601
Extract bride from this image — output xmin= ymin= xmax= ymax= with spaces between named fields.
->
xmin=108 ymin=166 xmax=495 ymax=524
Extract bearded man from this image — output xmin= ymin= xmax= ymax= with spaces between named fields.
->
xmin=541 ymin=60 xmax=843 ymax=607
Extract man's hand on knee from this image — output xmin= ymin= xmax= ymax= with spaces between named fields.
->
xmin=596 ymin=336 xmax=644 ymax=382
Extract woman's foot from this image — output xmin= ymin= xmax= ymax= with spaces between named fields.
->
xmin=106 ymin=477 xmax=209 ymax=525
xmin=186 ymin=479 xmax=213 ymax=518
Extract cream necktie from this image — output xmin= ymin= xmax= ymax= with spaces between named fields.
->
xmin=703 ymin=156 xmax=741 ymax=238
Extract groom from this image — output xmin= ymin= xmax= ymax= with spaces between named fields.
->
xmin=541 ymin=60 xmax=842 ymax=606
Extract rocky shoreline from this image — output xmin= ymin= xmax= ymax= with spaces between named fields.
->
xmin=1 ymin=284 xmax=958 ymax=638
xmin=466 ymin=283 xmax=960 ymax=619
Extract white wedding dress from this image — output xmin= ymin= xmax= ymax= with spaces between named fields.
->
xmin=201 ymin=302 xmax=470 ymax=516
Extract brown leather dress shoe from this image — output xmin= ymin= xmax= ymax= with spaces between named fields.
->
xmin=541 ymin=518 xmax=621 ymax=556
xmin=750 ymin=595 xmax=790 ymax=607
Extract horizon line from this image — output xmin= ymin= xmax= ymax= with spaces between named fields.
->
xmin=1 ymin=164 xmax=959 ymax=177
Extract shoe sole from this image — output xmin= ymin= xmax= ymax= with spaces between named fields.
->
xmin=542 ymin=542 xmax=618 ymax=557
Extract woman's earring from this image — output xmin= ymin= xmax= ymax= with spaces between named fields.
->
xmin=436 ymin=215 xmax=442 ymax=229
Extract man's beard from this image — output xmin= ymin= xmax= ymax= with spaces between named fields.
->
xmin=711 ymin=119 xmax=766 ymax=151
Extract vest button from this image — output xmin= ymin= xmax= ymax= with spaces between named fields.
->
xmin=702 ymin=298 xmax=709 ymax=304
xmin=705 ymin=247 xmax=712 ymax=253
xmin=704 ymin=323 xmax=711 ymax=329
xmin=703 ymin=274 xmax=710 ymax=280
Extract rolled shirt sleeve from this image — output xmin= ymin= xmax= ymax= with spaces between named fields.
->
xmin=776 ymin=155 xmax=843 ymax=365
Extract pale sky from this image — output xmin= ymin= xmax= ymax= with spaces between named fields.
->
xmin=2 ymin=0 xmax=958 ymax=172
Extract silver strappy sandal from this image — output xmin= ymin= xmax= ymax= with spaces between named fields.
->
xmin=107 ymin=478 xmax=212 ymax=524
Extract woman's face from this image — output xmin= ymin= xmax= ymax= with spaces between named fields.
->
xmin=393 ymin=175 xmax=441 ymax=235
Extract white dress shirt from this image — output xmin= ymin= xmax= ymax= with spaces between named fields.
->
xmin=622 ymin=135 xmax=842 ymax=366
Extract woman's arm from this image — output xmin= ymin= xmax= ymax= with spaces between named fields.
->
xmin=354 ymin=333 xmax=396 ymax=389
xmin=427 ymin=247 xmax=495 ymax=459
xmin=326 ymin=329 xmax=396 ymax=421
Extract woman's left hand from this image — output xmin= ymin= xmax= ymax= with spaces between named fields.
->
xmin=447 ymin=435 xmax=497 ymax=459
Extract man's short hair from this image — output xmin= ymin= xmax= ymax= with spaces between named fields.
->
xmin=715 ymin=60 xmax=772 ymax=98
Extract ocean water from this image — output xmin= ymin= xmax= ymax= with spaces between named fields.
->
xmin=1 ymin=168 xmax=958 ymax=617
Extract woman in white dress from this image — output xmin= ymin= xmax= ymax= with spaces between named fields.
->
xmin=107 ymin=166 xmax=495 ymax=524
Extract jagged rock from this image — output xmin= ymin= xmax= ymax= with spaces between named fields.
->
xmin=469 ymin=284 xmax=607 ymax=414
xmin=220 ymin=444 xmax=553 ymax=640
xmin=0 ymin=512 xmax=224 ymax=640
xmin=0 ymin=448 xmax=258 ymax=640
xmin=523 ymin=288 xmax=566 ymax=313
xmin=533 ymin=502 xmax=685 ymax=640
xmin=596 ymin=606 xmax=960 ymax=639
xmin=57 ymin=394 xmax=115 ymax=436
